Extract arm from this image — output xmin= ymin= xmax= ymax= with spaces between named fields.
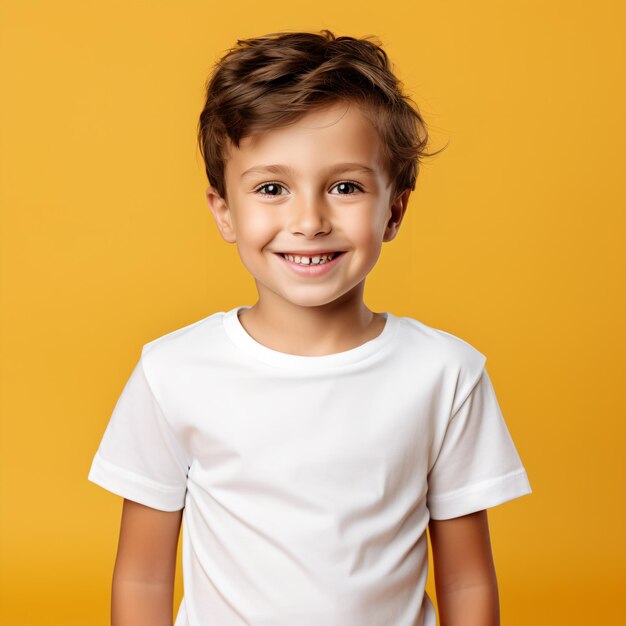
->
xmin=111 ymin=498 xmax=183 ymax=626
xmin=428 ymin=509 xmax=500 ymax=626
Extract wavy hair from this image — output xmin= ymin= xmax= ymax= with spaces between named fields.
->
xmin=198 ymin=30 xmax=443 ymax=202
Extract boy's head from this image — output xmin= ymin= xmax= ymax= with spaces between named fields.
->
xmin=197 ymin=30 xmax=433 ymax=205
xmin=197 ymin=30 xmax=439 ymax=311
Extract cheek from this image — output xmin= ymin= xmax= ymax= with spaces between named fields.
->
xmin=345 ymin=212 xmax=385 ymax=249
xmin=237 ymin=207 xmax=275 ymax=241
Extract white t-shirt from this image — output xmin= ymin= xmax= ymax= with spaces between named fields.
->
xmin=88 ymin=306 xmax=532 ymax=626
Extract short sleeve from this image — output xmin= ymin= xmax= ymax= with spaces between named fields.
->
xmin=87 ymin=352 xmax=190 ymax=511
xmin=426 ymin=366 xmax=532 ymax=520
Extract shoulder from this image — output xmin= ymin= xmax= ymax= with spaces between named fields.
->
xmin=395 ymin=314 xmax=486 ymax=369
xmin=139 ymin=309 xmax=229 ymax=377
xmin=394 ymin=314 xmax=487 ymax=413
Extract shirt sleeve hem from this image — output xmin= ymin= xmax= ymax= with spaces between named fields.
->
xmin=87 ymin=451 xmax=186 ymax=512
xmin=427 ymin=468 xmax=532 ymax=520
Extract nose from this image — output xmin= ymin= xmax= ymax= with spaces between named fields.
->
xmin=287 ymin=192 xmax=331 ymax=237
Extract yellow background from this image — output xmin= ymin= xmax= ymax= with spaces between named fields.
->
xmin=1 ymin=0 xmax=624 ymax=624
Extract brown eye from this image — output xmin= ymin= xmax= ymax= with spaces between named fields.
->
xmin=256 ymin=183 xmax=286 ymax=196
xmin=332 ymin=182 xmax=363 ymax=195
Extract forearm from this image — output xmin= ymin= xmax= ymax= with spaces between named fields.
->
xmin=111 ymin=578 xmax=174 ymax=626
xmin=436 ymin=581 xmax=500 ymax=626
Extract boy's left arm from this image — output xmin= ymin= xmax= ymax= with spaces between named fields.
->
xmin=428 ymin=509 xmax=500 ymax=626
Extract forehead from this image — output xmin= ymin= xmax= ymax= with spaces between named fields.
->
xmin=224 ymin=101 xmax=387 ymax=181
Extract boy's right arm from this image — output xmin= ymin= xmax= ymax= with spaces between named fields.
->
xmin=111 ymin=498 xmax=184 ymax=626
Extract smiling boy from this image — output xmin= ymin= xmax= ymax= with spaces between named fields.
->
xmin=88 ymin=30 xmax=532 ymax=626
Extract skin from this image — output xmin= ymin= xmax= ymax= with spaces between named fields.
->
xmin=205 ymin=100 xmax=411 ymax=356
xmin=112 ymin=99 xmax=500 ymax=625
xmin=112 ymin=499 xmax=182 ymax=626
xmin=429 ymin=510 xmax=500 ymax=625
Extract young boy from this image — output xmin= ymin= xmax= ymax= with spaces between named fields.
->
xmin=88 ymin=30 xmax=532 ymax=626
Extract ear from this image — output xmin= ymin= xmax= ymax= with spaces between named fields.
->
xmin=205 ymin=186 xmax=237 ymax=243
xmin=383 ymin=188 xmax=412 ymax=242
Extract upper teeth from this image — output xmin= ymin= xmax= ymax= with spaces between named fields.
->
xmin=282 ymin=253 xmax=337 ymax=265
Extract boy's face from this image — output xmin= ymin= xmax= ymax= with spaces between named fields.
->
xmin=206 ymin=100 xmax=410 ymax=312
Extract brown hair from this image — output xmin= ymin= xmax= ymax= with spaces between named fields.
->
xmin=197 ymin=30 xmax=442 ymax=202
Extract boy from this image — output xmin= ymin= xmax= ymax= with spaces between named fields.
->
xmin=88 ymin=30 xmax=532 ymax=626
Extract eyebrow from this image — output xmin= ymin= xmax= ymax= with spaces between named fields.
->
xmin=240 ymin=162 xmax=377 ymax=179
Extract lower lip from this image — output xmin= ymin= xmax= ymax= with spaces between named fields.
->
xmin=275 ymin=252 xmax=346 ymax=276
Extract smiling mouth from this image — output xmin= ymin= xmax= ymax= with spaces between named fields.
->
xmin=276 ymin=251 xmax=345 ymax=265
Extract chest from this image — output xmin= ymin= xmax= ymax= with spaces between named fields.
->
xmin=169 ymin=366 xmax=445 ymax=509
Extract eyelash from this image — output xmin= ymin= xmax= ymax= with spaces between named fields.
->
xmin=253 ymin=180 xmax=364 ymax=197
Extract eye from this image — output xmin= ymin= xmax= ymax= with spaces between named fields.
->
xmin=254 ymin=182 xmax=288 ymax=197
xmin=331 ymin=181 xmax=364 ymax=195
